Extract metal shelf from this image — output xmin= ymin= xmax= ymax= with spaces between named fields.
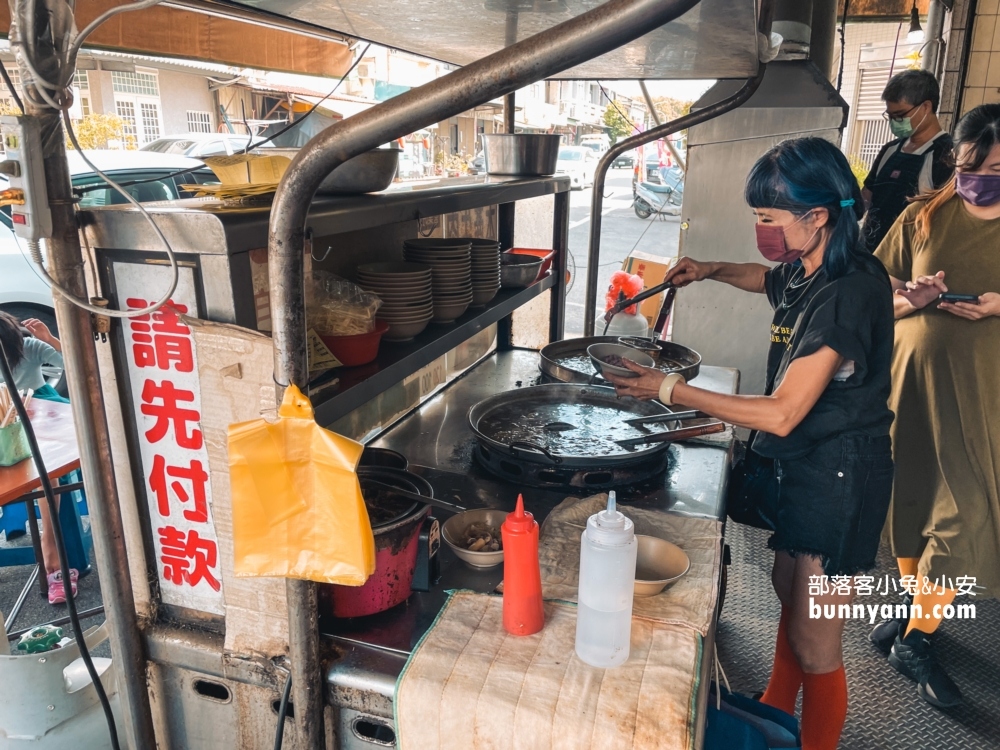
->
xmin=86 ymin=175 xmax=571 ymax=256
xmin=311 ymin=275 xmax=557 ymax=427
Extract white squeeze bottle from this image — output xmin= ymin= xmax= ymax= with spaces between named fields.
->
xmin=574 ymin=491 xmax=638 ymax=668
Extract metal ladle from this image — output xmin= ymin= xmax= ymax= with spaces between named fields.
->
xmin=360 ymin=479 xmax=468 ymax=514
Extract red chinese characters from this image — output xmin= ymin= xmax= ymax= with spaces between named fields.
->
xmin=126 ymin=295 xmax=221 ymax=605
xmin=157 ymin=526 xmax=221 ymax=591
xmin=127 ymin=299 xmax=194 ymax=373
xmin=149 ymin=454 xmax=209 ymax=522
xmin=140 ymin=379 xmax=203 ymax=450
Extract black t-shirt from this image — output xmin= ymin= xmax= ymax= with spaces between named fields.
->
xmin=752 ymin=259 xmax=895 ymax=460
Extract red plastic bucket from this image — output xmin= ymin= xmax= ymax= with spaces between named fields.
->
xmin=319 ymin=320 xmax=389 ymax=367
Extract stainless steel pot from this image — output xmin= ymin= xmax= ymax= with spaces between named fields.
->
xmin=483 ymin=134 xmax=561 ymax=176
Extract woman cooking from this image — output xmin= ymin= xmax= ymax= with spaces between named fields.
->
xmin=605 ymin=138 xmax=895 ymax=750
xmin=866 ymin=104 xmax=1000 ymax=709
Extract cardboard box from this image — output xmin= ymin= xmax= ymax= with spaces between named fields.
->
xmin=620 ymin=251 xmax=677 ymax=330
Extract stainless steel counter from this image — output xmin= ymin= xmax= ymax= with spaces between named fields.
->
xmin=325 ymin=348 xmax=738 ymax=726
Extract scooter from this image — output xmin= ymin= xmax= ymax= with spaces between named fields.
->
xmin=633 ymin=167 xmax=684 ymax=219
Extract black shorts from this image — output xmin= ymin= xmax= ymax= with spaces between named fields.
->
xmin=768 ymin=433 xmax=893 ymax=577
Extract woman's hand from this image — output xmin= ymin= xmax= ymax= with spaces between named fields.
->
xmin=895 ymin=271 xmax=947 ymax=311
xmin=664 ymin=257 xmax=712 ymax=288
xmin=22 ymin=318 xmax=57 ymax=347
xmin=603 ymin=358 xmax=667 ymax=400
xmin=939 ymin=292 xmax=1000 ymax=321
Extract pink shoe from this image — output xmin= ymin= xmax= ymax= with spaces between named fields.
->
xmin=47 ymin=569 xmax=79 ymax=605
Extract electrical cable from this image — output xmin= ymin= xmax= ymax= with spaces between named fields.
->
xmin=273 ymin=668 xmax=293 ymax=750
xmin=597 ymin=82 xmax=643 ymax=136
xmin=6 ymin=0 xmax=178 ymax=317
xmin=239 ymin=42 xmax=371 ymax=153
xmin=0 ymin=342 xmax=121 ymax=750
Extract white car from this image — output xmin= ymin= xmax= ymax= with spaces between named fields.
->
xmin=141 ymin=133 xmax=269 ymax=158
xmin=0 ymin=150 xmax=216 ymax=335
xmin=555 ymin=146 xmax=597 ymax=190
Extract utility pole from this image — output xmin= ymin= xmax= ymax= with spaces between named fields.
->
xmin=8 ymin=3 xmax=157 ymax=747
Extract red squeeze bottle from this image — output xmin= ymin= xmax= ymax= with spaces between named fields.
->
xmin=501 ymin=495 xmax=545 ymax=636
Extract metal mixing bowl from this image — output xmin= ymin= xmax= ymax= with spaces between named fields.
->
xmin=500 ymin=253 xmax=544 ymax=288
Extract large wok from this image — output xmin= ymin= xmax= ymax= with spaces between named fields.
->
xmin=469 ymin=383 xmax=671 ymax=467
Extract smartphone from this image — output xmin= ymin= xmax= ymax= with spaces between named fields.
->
xmin=938 ymin=293 xmax=980 ymax=304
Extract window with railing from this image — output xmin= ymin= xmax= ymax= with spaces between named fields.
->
xmin=187 ymin=111 xmax=213 ymax=133
xmin=112 ymin=69 xmax=162 ymax=146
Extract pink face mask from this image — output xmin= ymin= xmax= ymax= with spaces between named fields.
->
xmin=754 ymin=213 xmax=817 ymax=264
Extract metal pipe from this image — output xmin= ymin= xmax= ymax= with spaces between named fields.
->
xmin=582 ymin=0 xmax=774 ymax=336
xmin=638 ymin=80 xmax=686 ymax=173
xmin=18 ymin=112 xmax=158 ymax=749
xmin=921 ymin=0 xmax=946 ymax=76
xmin=267 ymin=0 xmax=702 ymax=744
xmin=9 ymin=9 xmax=157 ymax=745
xmin=162 ymin=0 xmax=351 ymax=45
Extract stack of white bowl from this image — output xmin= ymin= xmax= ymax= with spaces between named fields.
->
xmin=403 ymin=239 xmax=473 ymax=323
xmin=463 ymin=238 xmax=501 ymax=307
xmin=356 ymin=262 xmax=433 ymax=342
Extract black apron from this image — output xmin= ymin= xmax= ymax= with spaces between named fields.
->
xmin=862 ymin=145 xmax=927 ymax=253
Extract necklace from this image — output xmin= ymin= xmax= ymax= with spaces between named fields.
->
xmin=780 ymin=266 xmax=822 ymax=310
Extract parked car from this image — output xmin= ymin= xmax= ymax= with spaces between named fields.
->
xmin=612 ymin=150 xmax=636 ymax=169
xmin=0 ymin=151 xmax=218 ymax=338
xmin=141 ymin=133 xmax=269 ymax=158
xmin=556 ymin=146 xmax=597 ymax=190
xmin=468 ymin=152 xmax=486 ymax=175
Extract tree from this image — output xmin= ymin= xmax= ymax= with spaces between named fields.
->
xmin=649 ymin=96 xmax=693 ymax=126
xmin=602 ymin=102 xmax=634 ymax=142
xmin=67 ymin=113 xmax=136 ymax=150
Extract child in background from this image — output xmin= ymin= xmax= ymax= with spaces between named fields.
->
xmin=0 ymin=311 xmax=76 ymax=603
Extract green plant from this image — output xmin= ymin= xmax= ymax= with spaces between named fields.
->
xmin=847 ymin=154 xmax=869 ymax=189
xmin=67 ymin=113 xmax=136 ymax=150
xmin=603 ymin=102 xmax=633 ymax=142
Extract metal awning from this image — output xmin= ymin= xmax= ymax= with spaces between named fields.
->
xmin=224 ymin=0 xmax=760 ymax=80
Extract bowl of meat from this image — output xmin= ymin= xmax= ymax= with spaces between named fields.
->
xmin=587 ymin=343 xmax=656 ymax=380
xmin=442 ymin=509 xmax=508 ymax=568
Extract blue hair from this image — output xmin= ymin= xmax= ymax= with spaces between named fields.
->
xmin=744 ymin=137 xmax=869 ymax=280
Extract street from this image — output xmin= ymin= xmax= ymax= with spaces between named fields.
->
xmin=563 ymin=166 xmax=680 ymax=336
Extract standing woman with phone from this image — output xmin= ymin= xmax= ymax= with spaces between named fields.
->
xmin=869 ymin=104 xmax=1000 ymax=708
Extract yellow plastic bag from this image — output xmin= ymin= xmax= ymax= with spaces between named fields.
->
xmin=227 ymin=385 xmax=375 ymax=585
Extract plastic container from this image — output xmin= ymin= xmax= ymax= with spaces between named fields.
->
xmin=318 ymin=320 xmax=389 ymax=367
xmin=0 ymin=420 xmax=31 ymax=467
xmin=575 ymin=491 xmax=638 ymax=668
xmin=500 ymin=495 xmax=545 ymax=636
xmin=594 ymin=310 xmax=650 ymax=339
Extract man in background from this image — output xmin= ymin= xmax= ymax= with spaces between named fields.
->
xmin=861 ymin=70 xmax=954 ymax=253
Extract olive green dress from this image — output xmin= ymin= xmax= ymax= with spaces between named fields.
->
xmin=876 ymin=197 xmax=1000 ymax=598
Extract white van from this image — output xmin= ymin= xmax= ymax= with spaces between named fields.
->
xmin=579 ymin=134 xmax=611 ymax=153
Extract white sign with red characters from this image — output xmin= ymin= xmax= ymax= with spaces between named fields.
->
xmin=115 ymin=263 xmax=224 ymax=615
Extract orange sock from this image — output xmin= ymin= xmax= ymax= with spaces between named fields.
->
xmin=760 ymin=609 xmax=803 ymax=714
xmin=897 ymin=557 xmax=919 ymax=579
xmin=801 ymin=666 xmax=847 ymax=750
xmin=906 ymin=585 xmax=956 ymax=636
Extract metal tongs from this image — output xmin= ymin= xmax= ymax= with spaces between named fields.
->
xmin=602 ymin=279 xmax=677 ymax=336
xmin=622 ymin=409 xmax=703 ymax=427
xmin=616 ymin=420 xmax=726 ymax=449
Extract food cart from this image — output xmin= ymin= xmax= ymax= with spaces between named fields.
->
xmin=15 ymin=0 xmax=811 ymax=747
